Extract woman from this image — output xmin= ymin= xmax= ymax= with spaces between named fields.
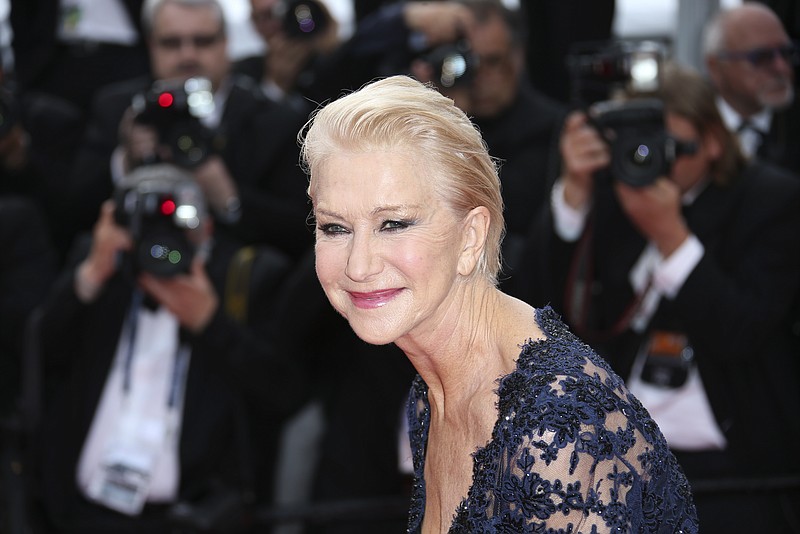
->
xmin=300 ymin=75 xmax=698 ymax=533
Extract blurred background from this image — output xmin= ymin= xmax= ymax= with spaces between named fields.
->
xmin=0 ymin=0 xmax=745 ymax=71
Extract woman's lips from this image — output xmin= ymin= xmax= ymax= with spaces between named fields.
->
xmin=348 ymin=288 xmax=402 ymax=309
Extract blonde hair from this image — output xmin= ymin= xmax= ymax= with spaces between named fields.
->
xmin=300 ymin=75 xmax=505 ymax=284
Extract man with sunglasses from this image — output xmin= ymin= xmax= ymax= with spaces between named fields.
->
xmin=704 ymin=3 xmax=800 ymax=175
xmin=63 ymin=0 xmax=313 ymax=269
xmin=515 ymin=61 xmax=800 ymax=533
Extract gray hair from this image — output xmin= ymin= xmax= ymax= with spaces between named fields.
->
xmin=141 ymin=0 xmax=226 ymax=38
xmin=702 ymin=10 xmax=726 ymax=58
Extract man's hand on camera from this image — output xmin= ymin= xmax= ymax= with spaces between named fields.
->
xmin=75 ymin=201 xmax=134 ymax=303
xmin=137 ymin=257 xmax=219 ymax=333
xmin=614 ymin=177 xmax=690 ymax=258
xmin=560 ymin=111 xmax=610 ymax=211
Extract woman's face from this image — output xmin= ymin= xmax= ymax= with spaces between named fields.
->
xmin=311 ymin=150 xmax=469 ymax=346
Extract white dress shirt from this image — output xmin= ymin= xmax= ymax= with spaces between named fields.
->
xmin=716 ymin=96 xmax=771 ymax=159
xmin=58 ymin=0 xmax=139 ymax=46
xmin=551 ymin=178 xmax=727 ymax=450
xmin=77 ymin=300 xmax=191 ymax=511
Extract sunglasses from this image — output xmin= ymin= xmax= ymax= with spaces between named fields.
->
xmin=155 ymin=32 xmax=223 ymax=51
xmin=717 ymin=44 xmax=799 ymax=68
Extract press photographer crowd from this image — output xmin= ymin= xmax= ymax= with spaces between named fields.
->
xmin=1 ymin=0 xmax=799 ymax=533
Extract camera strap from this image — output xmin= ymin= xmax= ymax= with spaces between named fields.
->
xmin=80 ymin=289 xmax=191 ymax=515
xmin=122 ymin=289 xmax=189 ymax=408
xmin=564 ymin=210 xmax=652 ymax=344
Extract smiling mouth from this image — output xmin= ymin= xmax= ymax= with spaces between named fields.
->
xmin=348 ymin=288 xmax=402 ymax=309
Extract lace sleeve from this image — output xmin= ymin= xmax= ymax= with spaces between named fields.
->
xmin=456 ymin=363 xmax=696 ymax=533
xmin=410 ymin=308 xmax=698 ymax=534
xmin=490 ymin=373 xmax=657 ymax=530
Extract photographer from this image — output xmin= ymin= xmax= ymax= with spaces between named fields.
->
xmin=517 ymin=61 xmax=800 ymax=533
xmin=32 ymin=164 xmax=307 ymax=533
xmin=234 ymin=0 xmax=341 ymax=114
xmin=64 ymin=0 xmax=312 ymax=266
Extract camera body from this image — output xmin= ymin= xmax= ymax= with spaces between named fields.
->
xmin=567 ymin=40 xmax=690 ymax=187
xmin=568 ymin=40 xmax=665 ymax=105
xmin=591 ymin=98 xmax=675 ymax=188
xmin=131 ymin=77 xmax=217 ymax=169
xmin=273 ymin=0 xmax=330 ymax=40
xmin=113 ymin=164 xmax=208 ymax=278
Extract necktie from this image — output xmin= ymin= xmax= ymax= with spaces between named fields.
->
xmin=736 ymin=120 xmax=765 ymax=158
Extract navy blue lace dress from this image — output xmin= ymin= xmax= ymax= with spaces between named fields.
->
xmin=406 ymin=307 xmax=698 ymax=533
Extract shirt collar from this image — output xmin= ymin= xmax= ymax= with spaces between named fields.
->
xmin=716 ymin=95 xmax=772 ymax=134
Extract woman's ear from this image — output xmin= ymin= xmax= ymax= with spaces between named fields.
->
xmin=458 ymin=206 xmax=490 ymax=276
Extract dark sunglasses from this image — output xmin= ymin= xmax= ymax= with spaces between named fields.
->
xmin=155 ymin=32 xmax=223 ymax=50
xmin=668 ymin=136 xmax=699 ymax=159
xmin=717 ymin=44 xmax=799 ymax=68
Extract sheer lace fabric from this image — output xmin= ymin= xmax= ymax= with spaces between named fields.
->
xmin=406 ymin=307 xmax=698 ymax=533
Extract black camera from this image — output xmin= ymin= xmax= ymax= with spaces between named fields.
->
xmin=131 ymin=77 xmax=218 ymax=169
xmin=273 ymin=0 xmax=330 ymax=40
xmin=113 ymin=164 xmax=208 ymax=278
xmin=591 ymin=98 xmax=695 ymax=188
xmin=567 ymin=40 xmax=696 ymax=187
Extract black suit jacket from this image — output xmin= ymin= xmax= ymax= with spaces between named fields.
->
xmin=758 ymin=103 xmax=800 ymax=177
xmin=0 ymin=197 xmax=57 ymax=415
xmin=9 ymin=0 xmax=139 ymax=80
xmin=9 ymin=0 xmax=150 ymax=112
xmin=34 ymin=241 xmax=308 ymax=530
xmin=519 ymin=161 xmax=800 ymax=479
xmin=62 ymin=74 xmax=312 ymax=261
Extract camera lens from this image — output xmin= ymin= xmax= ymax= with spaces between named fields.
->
xmin=631 ymin=144 xmax=652 ymax=166
xmin=615 ymin=136 xmax=665 ymax=187
xmin=137 ymin=229 xmax=193 ymax=277
xmin=165 ymin=121 xmax=212 ymax=168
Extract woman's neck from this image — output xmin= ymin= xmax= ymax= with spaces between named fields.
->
xmin=398 ymin=283 xmax=521 ymax=416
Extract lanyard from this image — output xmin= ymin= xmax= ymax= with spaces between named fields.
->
xmin=122 ymin=289 xmax=190 ymax=409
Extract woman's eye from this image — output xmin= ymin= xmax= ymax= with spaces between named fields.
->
xmin=319 ymin=223 xmax=348 ymax=236
xmin=382 ymin=219 xmax=411 ymax=232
